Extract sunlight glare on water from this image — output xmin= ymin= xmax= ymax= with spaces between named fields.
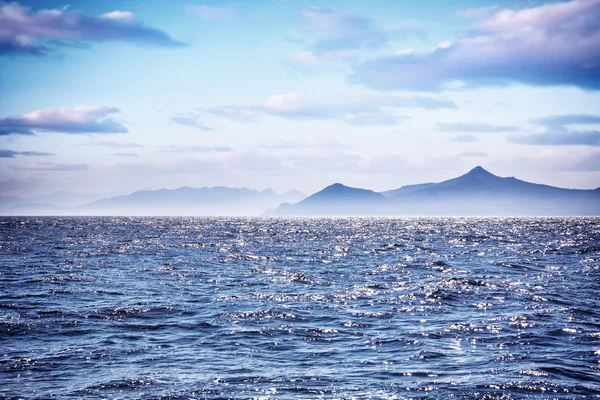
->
xmin=1 ymin=217 xmax=599 ymax=399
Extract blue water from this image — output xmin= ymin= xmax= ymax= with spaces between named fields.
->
xmin=1 ymin=217 xmax=599 ymax=399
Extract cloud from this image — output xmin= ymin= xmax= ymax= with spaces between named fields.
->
xmin=0 ymin=1 xmax=185 ymax=56
xmin=158 ymin=145 xmax=233 ymax=153
xmin=437 ymin=122 xmax=519 ymax=133
xmin=451 ymin=135 xmax=478 ymax=143
xmin=186 ymin=5 xmax=233 ymax=21
xmin=455 ymin=6 xmax=499 ymax=19
xmin=0 ymin=149 xmax=53 ymax=158
xmin=295 ymin=8 xmax=425 ymax=66
xmin=81 ymin=140 xmax=143 ymax=148
xmin=169 ymin=113 xmax=213 ymax=131
xmin=260 ymin=136 xmax=352 ymax=150
xmin=206 ymin=92 xmax=454 ymax=126
xmin=532 ymin=115 xmax=600 ymax=128
xmin=12 ymin=162 xmax=89 ymax=171
xmin=112 ymin=152 xmax=138 ymax=157
xmin=204 ymin=107 xmax=257 ymax=123
xmin=351 ymin=0 xmax=600 ymax=90
xmin=509 ymin=113 xmax=600 ymax=146
xmin=0 ymin=106 xmax=128 ymax=136
xmin=509 ymin=131 xmax=600 ymax=146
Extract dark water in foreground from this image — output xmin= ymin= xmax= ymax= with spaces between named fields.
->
xmin=1 ymin=217 xmax=599 ymax=399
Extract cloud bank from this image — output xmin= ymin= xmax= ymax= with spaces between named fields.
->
xmin=12 ymin=162 xmax=89 ymax=171
xmin=295 ymin=7 xmax=425 ymax=66
xmin=207 ymin=92 xmax=455 ymax=126
xmin=351 ymin=0 xmax=600 ymax=90
xmin=169 ymin=113 xmax=213 ymax=131
xmin=0 ymin=149 xmax=53 ymax=158
xmin=510 ymin=114 xmax=600 ymax=146
xmin=0 ymin=106 xmax=128 ymax=135
xmin=0 ymin=1 xmax=185 ymax=56
xmin=438 ymin=122 xmax=519 ymax=133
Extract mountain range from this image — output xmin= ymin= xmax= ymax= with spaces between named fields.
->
xmin=1 ymin=167 xmax=598 ymax=216
xmin=272 ymin=166 xmax=600 ymax=216
xmin=0 ymin=187 xmax=305 ymax=216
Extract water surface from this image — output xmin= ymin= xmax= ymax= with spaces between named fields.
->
xmin=1 ymin=217 xmax=599 ymax=399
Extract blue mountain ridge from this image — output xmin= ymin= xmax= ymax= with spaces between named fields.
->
xmin=272 ymin=166 xmax=600 ymax=216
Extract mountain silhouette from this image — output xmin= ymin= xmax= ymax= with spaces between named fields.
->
xmin=274 ymin=166 xmax=600 ymax=216
xmin=274 ymin=183 xmax=386 ymax=215
xmin=76 ymin=186 xmax=305 ymax=216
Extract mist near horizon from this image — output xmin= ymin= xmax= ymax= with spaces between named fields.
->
xmin=2 ymin=165 xmax=598 ymax=216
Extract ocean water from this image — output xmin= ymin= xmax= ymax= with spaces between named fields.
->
xmin=1 ymin=217 xmax=599 ymax=399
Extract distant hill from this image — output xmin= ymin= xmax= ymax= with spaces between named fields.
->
xmin=0 ymin=187 xmax=305 ymax=216
xmin=75 ymin=186 xmax=306 ymax=216
xmin=272 ymin=183 xmax=386 ymax=215
xmin=273 ymin=166 xmax=600 ymax=216
xmin=25 ymin=191 xmax=124 ymax=207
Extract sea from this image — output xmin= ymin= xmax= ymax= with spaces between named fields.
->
xmin=1 ymin=217 xmax=599 ymax=399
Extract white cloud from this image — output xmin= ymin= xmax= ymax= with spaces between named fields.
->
xmin=0 ymin=1 xmax=185 ymax=55
xmin=0 ymin=105 xmax=128 ymax=135
xmin=351 ymin=0 xmax=600 ymax=90
xmin=205 ymin=92 xmax=455 ymax=126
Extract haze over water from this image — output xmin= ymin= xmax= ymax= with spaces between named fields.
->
xmin=2 ymin=216 xmax=599 ymax=399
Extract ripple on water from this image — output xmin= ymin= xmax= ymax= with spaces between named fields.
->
xmin=0 ymin=216 xmax=599 ymax=399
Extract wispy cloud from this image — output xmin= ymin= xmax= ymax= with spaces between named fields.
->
xmin=438 ymin=122 xmax=519 ymax=133
xmin=0 ymin=1 xmax=186 ymax=56
xmin=206 ymin=92 xmax=455 ymax=126
xmin=158 ymin=145 xmax=233 ymax=153
xmin=509 ymin=113 xmax=600 ymax=146
xmin=455 ymin=6 xmax=499 ymax=19
xmin=532 ymin=115 xmax=600 ymax=127
xmin=294 ymin=7 xmax=425 ymax=66
xmin=169 ymin=113 xmax=213 ymax=131
xmin=112 ymin=152 xmax=138 ymax=157
xmin=0 ymin=149 xmax=53 ymax=158
xmin=186 ymin=5 xmax=234 ymax=21
xmin=451 ymin=135 xmax=478 ymax=142
xmin=509 ymin=131 xmax=600 ymax=146
xmin=351 ymin=0 xmax=600 ymax=90
xmin=260 ymin=136 xmax=352 ymax=150
xmin=12 ymin=162 xmax=89 ymax=171
xmin=80 ymin=140 xmax=143 ymax=148
xmin=0 ymin=106 xmax=128 ymax=136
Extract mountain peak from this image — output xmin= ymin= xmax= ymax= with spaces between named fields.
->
xmin=462 ymin=166 xmax=501 ymax=179
xmin=468 ymin=166 xmax=490 ymax=175
xmin=326 ymin=183 xmax=349 ymax=189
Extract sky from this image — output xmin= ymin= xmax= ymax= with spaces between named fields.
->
xmin=1 ymin=0 xmax=600 ymax=198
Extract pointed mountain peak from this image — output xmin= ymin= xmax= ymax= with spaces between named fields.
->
xmin=464 ymin=166 xmax=498 ymax=178
xmin=469 ymin=166 xmax=488 ymax=174
xmin=327 ymin=183 xmax=348 ymax=189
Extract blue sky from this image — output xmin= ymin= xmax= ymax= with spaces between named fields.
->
xmin=1 ymin=0 xmax=599 ymax=197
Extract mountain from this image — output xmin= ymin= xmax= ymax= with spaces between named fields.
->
xmin=75 ymin=186 xmax=306 ymax=216
xmin=25 ymin=191 xmax=124 ymax=207
xmin=271 ymin=183 xmax=388 ymax=215
xmin=273 ymin=167 xmax=600 ymax=216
